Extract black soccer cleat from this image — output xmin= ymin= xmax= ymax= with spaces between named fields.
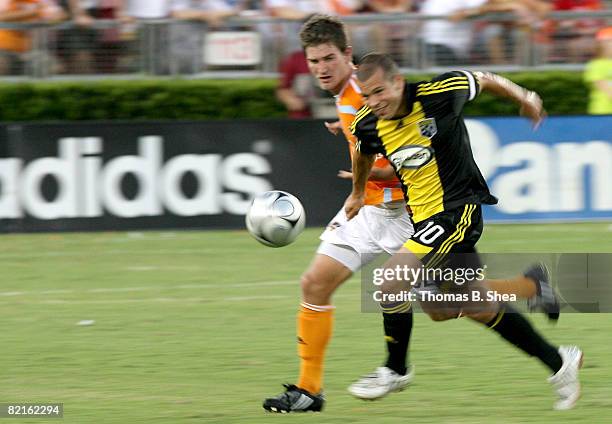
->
xmin=525 ymin=263 xmax=560 ymax=321
xmin=263 ymin=384 xmax=324 ymax=413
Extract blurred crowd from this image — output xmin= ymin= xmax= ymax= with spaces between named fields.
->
xmin=0 ymin=0 xmax=609 ymax=77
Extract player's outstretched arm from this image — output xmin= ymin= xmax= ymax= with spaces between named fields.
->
xmin=474 ymin=71 xmax=546 ymax=129
xmin=345 ymin=149 xmax=375 ymax=220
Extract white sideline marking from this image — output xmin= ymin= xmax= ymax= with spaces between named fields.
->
xmin=125 ymin=266 xmax=204 ymax=271
xmin=0 ymin=291 xmax=360 ymax=305
xmin=126 ymin=266 xmax=158 ymax=271
xmin=224 ymin=295 xmax=289 ymax=301
xmin=221 ymin=280 xmax=299 ymax=288
xmin=89 ymin=287 xmax=153 ymax=293
xmin=0 ymin=248 xmax=223 ymax=259
xmin=0 ymin=279 xmax=298 ymax=297
xmin=0 ymin=294 xmax=292 ymax=305
xmin=40 ymin=289 xmax=75 ymax=295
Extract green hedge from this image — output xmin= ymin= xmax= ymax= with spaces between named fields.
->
xmin=0 ymin=71 xmax=588 ymax=121
xmin=463 ymin=71 xmax=588 ymax=116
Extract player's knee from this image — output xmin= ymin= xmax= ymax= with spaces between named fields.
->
xmin=300 ymin=272 xmax=316 ymax=295
xmin=300 ymin=271 xmax=333 ymax=300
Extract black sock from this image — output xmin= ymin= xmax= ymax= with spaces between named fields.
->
xmin=483 ymin=304 xmax=562 ymax=373
xmin=382 ymin=310 xmax=413 ymax=375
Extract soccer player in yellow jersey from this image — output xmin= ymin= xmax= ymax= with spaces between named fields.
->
xmin=346 ymin=53 xmax=582 ymax=410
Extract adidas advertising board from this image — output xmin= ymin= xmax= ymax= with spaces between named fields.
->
xmin=0 ymin=121 xmax=348 ymax=231
xmin=466 ymin=116 xmax=612 ymax=222
xmin=0 ymin=116 xmax=610 ymax=232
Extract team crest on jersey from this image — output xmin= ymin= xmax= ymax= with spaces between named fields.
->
xmin=418 ymin=118 xmax=437 ymax=139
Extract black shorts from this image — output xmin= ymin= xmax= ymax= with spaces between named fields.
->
xmin=404 ymin=203 xmax=483 ymax=272
xmin=405 ymin=204 xmax=491 ymax=315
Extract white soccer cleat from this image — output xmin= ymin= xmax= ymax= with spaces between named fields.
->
xmin=347 ymin=366 xmax=414 ymax=400
xmin=548 ymin=345 xmax=583 ymax=410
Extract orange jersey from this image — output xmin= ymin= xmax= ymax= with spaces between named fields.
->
xmin=0 ymin=0 xmax=41 ymax=53
xmin=335 ymin=74 xmax=404 ymax=206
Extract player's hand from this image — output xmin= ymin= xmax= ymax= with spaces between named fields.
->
xmin=286 ymin=97 xmax=307 ymax=112
xmin=344 ymin=193 xmax=365 ymax=220
xmin=337 ymin=170 xmax=352 ymax=179
xmin=520 ymin=91 xmax=546 ymax=129
xmin=325 ymin=120 xmax=342 ymax=136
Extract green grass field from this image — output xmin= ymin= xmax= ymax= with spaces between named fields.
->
xmin=2 ymin=223 xmax=612 ymax=424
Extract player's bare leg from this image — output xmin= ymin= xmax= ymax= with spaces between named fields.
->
xmin=437 ymin=285 xmax=576 ymax=410
xmin=466 ymin=302 xmax=581 ymax=409
xmin=377 ymin=247 xmax=579 ymax=410
xmin=263 ymin=253 xmax=351 ymax=412
xmin=301 ymin=253 xmax=352 ymax=306
xmin=484 ymin=263 xmax=560 ymax=321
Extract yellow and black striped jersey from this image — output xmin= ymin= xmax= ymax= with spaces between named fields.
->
xmin=351 ymin=70 xmax=498 ymax=223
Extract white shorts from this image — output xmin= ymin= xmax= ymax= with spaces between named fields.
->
xmin=316 ymin=202 xmax=414 ymax=272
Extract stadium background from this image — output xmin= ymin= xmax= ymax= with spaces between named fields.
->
xmin=2 ymin=2 xmax=612 ymax=423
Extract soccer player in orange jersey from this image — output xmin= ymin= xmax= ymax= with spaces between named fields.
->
xmin=263 ymin=15 xmax=416 ymax=413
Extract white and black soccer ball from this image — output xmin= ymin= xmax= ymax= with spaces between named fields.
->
xmin=245 ymin=191 xmax=306 ymax=247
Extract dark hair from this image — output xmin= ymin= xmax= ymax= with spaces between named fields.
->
xmin=356 ymin=53 xmax=400 ymax=81
xmin=299 ymin=14 xmax=348 ymax=52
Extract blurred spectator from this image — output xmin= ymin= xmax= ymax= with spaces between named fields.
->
xmin=419 ymin=0 xmax=487 ymax=66
xmin=584 ymin=26 xmax=612 ymax=114
xmin=545 ymin=0 xmax=604 ymax=62
xmin=241 ymin=0 xmax=262 ymax=11
xmin=56 ymin=0 xmax=129 ymax=74
xmin=359 ymin=0 xmax=413 ymax=65
xmin=83 ymin=1 xmax=129 ymax=73
xmin=262 ymin=1 xmax=331 ymax=62
xmin=168 ymin=1 xmax=242 ymax=74
xmin=263 ymin=0 xmax=333 ymax=19
xmin=454 ymin=0 xmax=550 ymax=65
xmin=553 ymin=0 xmax=602 ymax=11
xmin=276 ymin=49 xmax=321 ymax=118
xmin=0 ymin=0 xmax=45 ymax=74
xmin=453 ymin=0 xmax=550 ymax=26
xmin=332 ymin=0 xmax=362 ymax=15
xmin=127 ymin=0 xmax=170 ymax=19
xmin=365 ymin=0 xmax=412 ymax=13
xmin=172 ymin=0 xmax=240 ymax=26
xmin=41 ymin=0 xmax=66 ymax=21
xmin=0 ymin=0 xmax=66 ymax=75
xmin=125 ymin=0 xmax=172 ymax=74
xmin=55 ymin=1 xmax=96 ymax=74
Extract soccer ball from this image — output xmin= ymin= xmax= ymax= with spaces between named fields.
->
xmin=246 ymin=191 xmax=306 ymax=247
